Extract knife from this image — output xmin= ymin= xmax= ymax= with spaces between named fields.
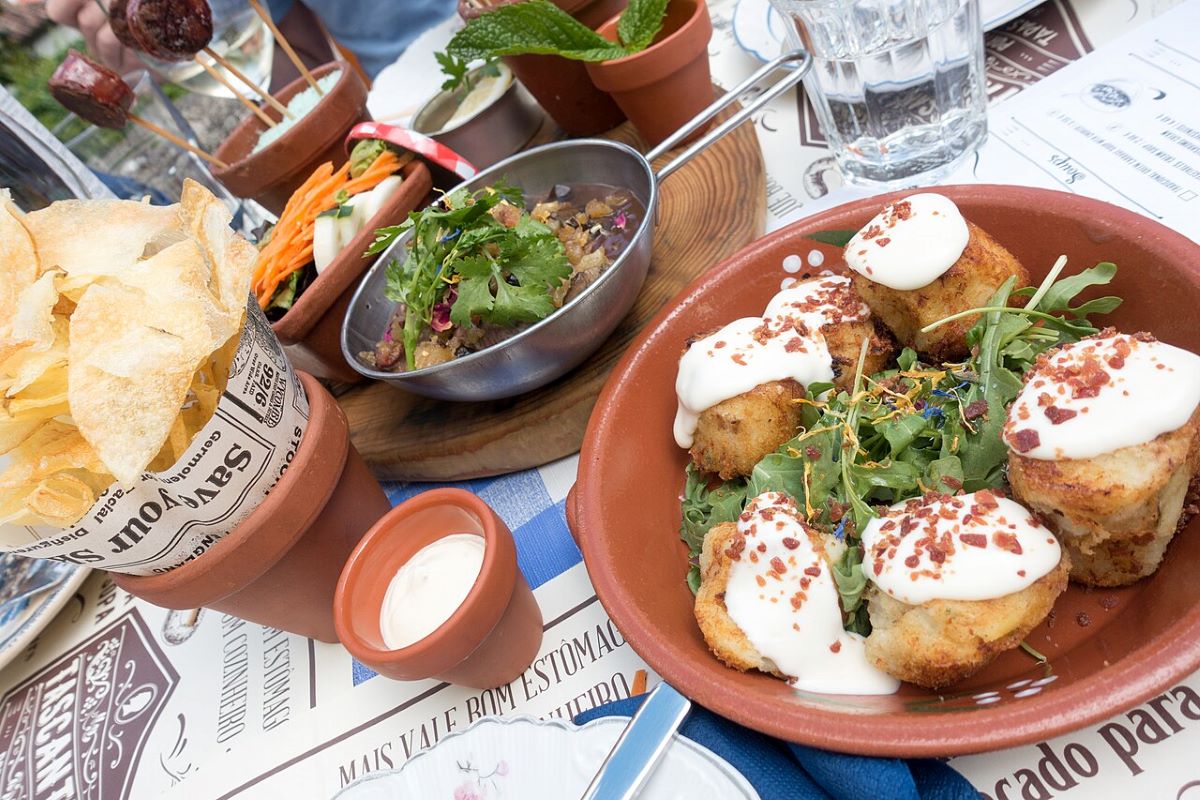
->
xmin=579 ymin=682 xmax=692 ymax=800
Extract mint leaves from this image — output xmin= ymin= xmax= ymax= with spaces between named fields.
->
xmin=618 ymin=0 xmax=671 ymax=51
xmin=445 ymin=0 xmax=669 ymax=66
xmin=376 ymin=182 xmax=570 ymax=370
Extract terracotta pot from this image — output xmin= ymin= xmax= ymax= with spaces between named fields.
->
xmin=334 ymin=488 xmax=543 ymax=688
xmin=586 ymin=0 xmax=714 ymax=147
xmin=111 ymin=372 xmax=391 ymax=642
xmin=272 ymin=159 xmax=433 ymax=382
xmin=457 ymin=0 xmax=627 ymax=136
xmin=212 ymin=61 xmax=370 ymax=215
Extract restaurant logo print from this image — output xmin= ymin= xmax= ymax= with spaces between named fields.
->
xmin=0 ymin=610 xmax=177 ymax=800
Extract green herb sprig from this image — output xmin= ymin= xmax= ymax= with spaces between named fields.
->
xmin=443 ymin=0 xmax=670 ymax=69
xmin=369 ymin=181 xmax=571 ymax=370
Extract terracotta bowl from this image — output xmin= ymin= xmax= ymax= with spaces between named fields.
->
xmin=112 ymin=372 xmax=392 ymax=642
xmin=211 ymin=61 xmax=369 ymax=215
xmin=569 ymin=185 xmax=1200 ymax=756
xmin=334 ymin=488 xmax=543 ymax=688
xmin=272 ymin=159 xmax=433 ymax=383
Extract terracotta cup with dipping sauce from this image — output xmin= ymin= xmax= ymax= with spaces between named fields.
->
xmin=212 ymin=61 xmax=370 ymax=215
xmin=111 ymin=372 xmax=390 ymax=642
xmin=334 ymin=488 xmax=543 ymax=688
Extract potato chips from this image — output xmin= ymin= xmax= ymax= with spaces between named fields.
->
xmin=0 ymin=179 xmax=256 ymax=528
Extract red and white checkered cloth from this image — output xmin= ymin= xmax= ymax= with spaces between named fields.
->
xmin=347 ymin=122 xmax=477 ymax=189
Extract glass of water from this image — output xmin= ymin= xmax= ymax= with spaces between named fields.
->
xmin=770 ymin=0 xmax=988 ymax=185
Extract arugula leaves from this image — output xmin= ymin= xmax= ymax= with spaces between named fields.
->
xmin=375 ymin=181 xmax=571 ymax=370
xmin=445 ymin=0 xmax=669 ymax=66
xmin=677 ymin=259 xmax=1124 ymax=635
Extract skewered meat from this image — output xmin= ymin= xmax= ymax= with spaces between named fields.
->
xmin=127 ymin=0 xmax=213 ymax=61
xmin=107 ymin=0 xmax=140 ymax=49
xmin=48 ymin=50 xmax=134 ymax=130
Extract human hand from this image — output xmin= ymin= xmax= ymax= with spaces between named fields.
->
xmin=45 ymin=0 xmax=145 ymax=76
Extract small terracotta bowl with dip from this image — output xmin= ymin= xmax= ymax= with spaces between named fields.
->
xmin=212 ymin=61 xmax=369 ymax=215
xmin=334 ymin=488 xmax=543 ymax=688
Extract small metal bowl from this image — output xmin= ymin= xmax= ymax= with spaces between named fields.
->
xmin=341 ymin=51 xmax=810 ymax=402
xmin=411 ymin=63 xmax=542 ymax=169
xmin=341 ymin=139 xmax=657 ymax=402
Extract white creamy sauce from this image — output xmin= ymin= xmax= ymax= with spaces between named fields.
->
xmin=1003 ymin=333 xmax=1200 ymax=461
xmin=673 ymin=276 xmax=865 ymax=449
xmin=861 ymin=492 xmax=1061 ymax=605
xmin=763 ymin=274 xmax=869 ymax=329
xmin=844 ymin=193 xmax=969 ymax=291
xmin=724 ymin=492 xmax=900 ymax=695
xmin=379 ymin=533 xmax=485 ymax=650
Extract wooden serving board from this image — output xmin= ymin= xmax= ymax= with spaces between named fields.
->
xmin=332 ymin=103 xmax=766 ymax=481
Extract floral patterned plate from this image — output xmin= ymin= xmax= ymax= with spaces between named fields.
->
xmin=334 ymin=715 xmax=759 ymax=799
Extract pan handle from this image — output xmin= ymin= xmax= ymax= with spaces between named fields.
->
xmin=648 ymin=49 xmax=812 ymax=183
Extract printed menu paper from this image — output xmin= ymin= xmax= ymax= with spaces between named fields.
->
xmin=972 ymin=0 xmax=1200 ymax=240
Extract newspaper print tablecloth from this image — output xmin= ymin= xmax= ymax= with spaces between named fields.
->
xmin=3 ymin=0 xmax=1200 ymax=797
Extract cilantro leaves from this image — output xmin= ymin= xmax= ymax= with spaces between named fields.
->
xmin=376 ymin=182 xmax=571 ymax=370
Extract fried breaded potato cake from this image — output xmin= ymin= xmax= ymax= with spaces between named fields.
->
xmin=849 ymin=221 xmax=1028 ymax=362
xmin=694 ymin=522 xmax=775 ymax=675
xmin=863 ymin=550 xmax=1069 ymax=689
xmin=695 ymin=520 xmax=845 ymax=678
xmin=690 ymin=380 xmax=805 ymax=480
xmin=1008 ymin=406 xmax=1200 ymax=587
xmin=822 ymin=314 xmax=896 ymax=392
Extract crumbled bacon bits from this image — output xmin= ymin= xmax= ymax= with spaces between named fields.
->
xmin=963 ymin=400 xmax=988 ymax=420
xmin=1044 ymin=406 xmax=1077 ymax=424
xmin=829 ymin=640 xmax=843 ymax=654
xmin=992 ymin=531 xmax=1024 ymax=555
xmin=1010 ymin=428 xmax=1041 ymax=452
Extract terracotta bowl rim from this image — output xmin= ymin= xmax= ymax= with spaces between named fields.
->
xmin=574 ymin=183 xmax=1200 ymax=756
xmin=211 ymin=60 xmax=361 ymax=175
xmin=271 ymin=159 xmax=431 ymax=344
xmin=333 ymin=487 xmax=515 ymax=667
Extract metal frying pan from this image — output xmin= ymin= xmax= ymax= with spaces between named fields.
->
xmin=341 ymin=49 xmax=812 ymax=401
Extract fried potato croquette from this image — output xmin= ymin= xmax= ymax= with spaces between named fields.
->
xmin=690 ymin=380 xmax=806 ymax=480
xmin=1008 ymin=406 xmax=1200 ymax=587
xmin=820 ymin=309 xmax=896 ymax=392
xmin=695 ymin=520 xmax=844 ymax=678
xmin=849 ymin=221 xmax=1028 ymax=361
xmin=694 ymin=522 xmax=775 ymax=676
xmin=863 ymin=551 xmax=1070 ymax=689
xmin=683 ymin=277 xmax=896 ymax=479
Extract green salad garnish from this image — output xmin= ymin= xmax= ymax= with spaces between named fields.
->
xmin=369 ymin=181 xmax=572 ymax=371
xmin=679 ymin=259 xmax=1122 ymax=635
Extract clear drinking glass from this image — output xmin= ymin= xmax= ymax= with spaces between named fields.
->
xmin=770 ymin=0 xmax=988 ymax=185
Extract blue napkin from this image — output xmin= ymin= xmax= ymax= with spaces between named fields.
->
xmin=575 ymin=694 xmax=977 ymax=800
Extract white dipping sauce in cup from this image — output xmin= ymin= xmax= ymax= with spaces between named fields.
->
xmin=379 ymin=534 xmax=486 ymax=650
